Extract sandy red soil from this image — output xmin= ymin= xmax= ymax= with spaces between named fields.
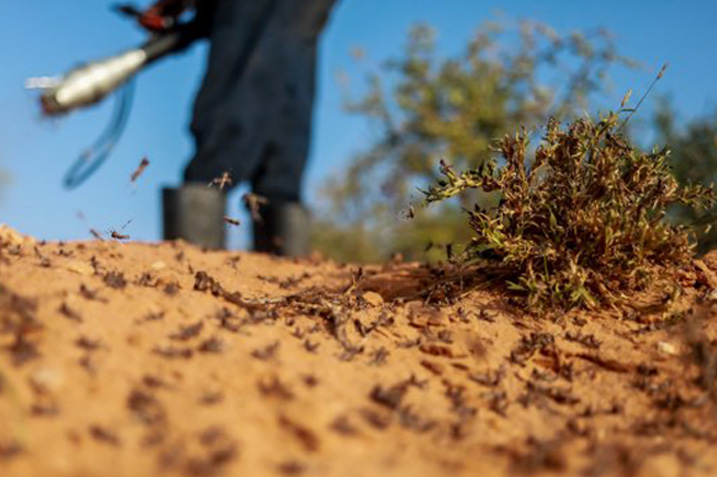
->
xmin=1 ymin=225 xmax=717 ymax=477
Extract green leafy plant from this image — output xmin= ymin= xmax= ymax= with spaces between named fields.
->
xmin=424 ymin=113 xmax=714 ymax=310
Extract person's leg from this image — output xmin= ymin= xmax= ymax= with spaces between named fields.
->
xmin=249 ymin=106 xmax=313 ymax=256
xmin=162 ymin=184 xmax=226 ymax=249
xmin=249 ymin=136 xmax=311 ymax=256
xmin=185 ymin=0 xmax=281 ymax=185
xmin=165 ymin=0 xmax=279 ymax=249
xmin=248 ymin=1 xmax=337 ymax=256
xmin=176 ymin=0 xmax=338 ymax=255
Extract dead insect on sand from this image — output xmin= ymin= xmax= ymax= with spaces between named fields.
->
xmin=169 ymin=321 xmax=204 ymax=341
xmin=251 ymin=341 xmax=280 ymax=361
xmin=278 ymin=414 xmax=320 ymax=452
xmin=152 ymin=345 xmax=194 ymax=360
xmin=103 ymin=271 xmax=127 ymax=289
xmin=126 ymin=389 xmax=166 ymax=426
xmin=330 ymin=415 xmax=358 ymax=436
xmin=368 ymin=347 xmax=389 ymax=366
xmin=33 ymin=246 xmax=51 ymax=267
xmin=257 ymin=375 xmax=294 ymax=400
xmin=278 ymin=461 xmax=306 ymax=475
xmin=58 ymin=302 xmax=83 ymax=322
xmin=75 ymin=336 xmax=102 ymax=350
xmin=79 ymin=284 xmax=107 ymax=302
xmin=198 ymin=337 xmax=225 ymax=353
xmin=0 ymin=440 xmax=23 ymax=460
xmin=8 ymin=336 xmax=40 ymax=366
xmin=303 ymin=340 xmax=319 ymax=353
xmin=370 ymin=383 xmax=407 ymax=410
xmin=564 ymin=331 xmax=601 ymax=350
xmin=163 ymin=282 xmax=180 ymax=296
xmin=200 ymin=391 xmax=224 ymax=405
xmin=89 ymin=425 xmax=121 ymax=446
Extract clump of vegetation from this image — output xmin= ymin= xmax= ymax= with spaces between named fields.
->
xmin=424 ymin=113 xmax=714 ymax=309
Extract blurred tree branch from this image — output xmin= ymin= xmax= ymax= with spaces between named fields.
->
xmin=312 ymin=18 xmax=637 ymax=262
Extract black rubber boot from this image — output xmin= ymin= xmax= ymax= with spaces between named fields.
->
xmin=252 ymin=202 xmax=310 ymax=257
xmin=162 ymin=185 xmax=226 ymax=249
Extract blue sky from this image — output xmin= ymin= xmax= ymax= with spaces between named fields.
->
xmin=1 ymin=0 xmax=716 ymax=248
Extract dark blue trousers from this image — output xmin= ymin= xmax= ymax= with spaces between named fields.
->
xmin=184 ymin=0 xmax=337 ymax=203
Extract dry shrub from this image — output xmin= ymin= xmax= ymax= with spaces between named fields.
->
xmin=424 ymin=112 xmax=714 ymax=309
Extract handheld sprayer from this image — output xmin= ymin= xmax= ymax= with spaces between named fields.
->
xmin=27 ymin=5 xmax=202 ymax=188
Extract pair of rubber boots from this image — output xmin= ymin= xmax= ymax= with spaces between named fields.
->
xmin=162 ymin=184 xmax=309 ymax=256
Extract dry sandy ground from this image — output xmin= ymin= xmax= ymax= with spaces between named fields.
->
xmin=1 ymin=225 xmax=717 ymax=477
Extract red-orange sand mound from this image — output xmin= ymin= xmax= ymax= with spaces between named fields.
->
xmin=1 ymin=225 xmax=717 ymax=477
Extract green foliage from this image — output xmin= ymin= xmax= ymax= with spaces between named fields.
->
xmin=314 ymin=19 xmax=635 ymax=262
xmin=653 ymin=99 xmax=717 ymax=253
xmin=424 ymin=113 xmax=714 ymax=310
